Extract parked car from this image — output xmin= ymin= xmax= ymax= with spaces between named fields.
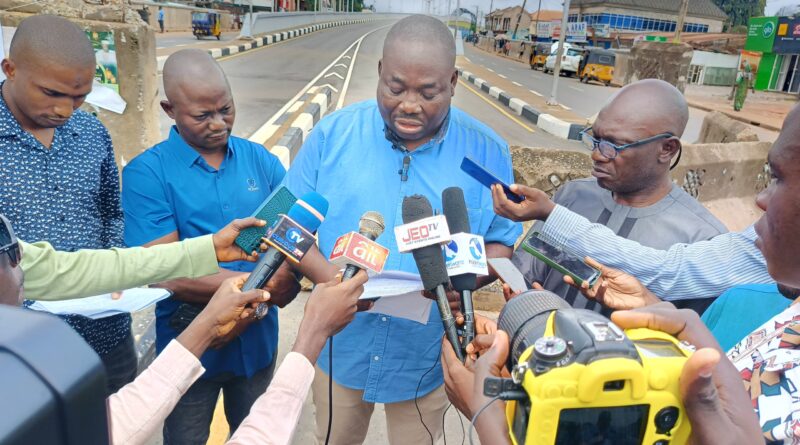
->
xmin=544 ymin=46 xmax=584 ymax=76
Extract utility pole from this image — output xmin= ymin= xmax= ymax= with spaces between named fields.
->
xmin=532 ymin=0 xmax=543 ymax=41
xmin=511 ymin=0 xmax=528 ymax=40
xmin=488 ymin=0 xmax=494 ymax=33
xmin=674 ymin=0 xmax=689 ymax=42
xmin=547 ymin=0 xmax=570 ymax=106
xmin=446 ymin=0 xmax=452 ymax=28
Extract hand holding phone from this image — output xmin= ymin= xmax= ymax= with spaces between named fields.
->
xmin=521 ymin=232 xmax=600 ymax=287
xmin=460 ymin=156 xmax=525 ymax=203
xmin=490 ymin=183 xmax=556 ymax=223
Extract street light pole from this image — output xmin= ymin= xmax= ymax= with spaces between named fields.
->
xmin=674 ymin=0 xmax=689 ymax=42
xmin=511 ymin=0 xmax=528 ymax=40
xmin=532 ymin=0 xmax=543 ymax=41
xmin=547 ymin=0 xmax=570 ymax=106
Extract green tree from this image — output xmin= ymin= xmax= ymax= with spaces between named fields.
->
xmin=712 ymin=0 xmax=766 ymax=29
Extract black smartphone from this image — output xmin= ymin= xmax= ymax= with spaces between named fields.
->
xmin=521 ymin=231 xmax=600 ymax=287
xmin=460 ymin=156 xmax=525 ymax=203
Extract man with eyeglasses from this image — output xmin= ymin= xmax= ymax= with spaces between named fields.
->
xmin=508 ymin=79 xmax=726 ymax=314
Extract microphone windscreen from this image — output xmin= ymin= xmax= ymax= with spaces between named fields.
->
xmin=443 ymin=187 xmax=477 ymax=291
xmin=287 ymin=191 xmax=328 ymax=233
xmin=402 ymin=195 xmax=449 ymax=291
xmin=359 ymin=211 xmax=385 ymax=240
xmin=442 ymin=187 xmax=470 ymax=234
xmin=401 ymin=194 xmax=433 ymax=223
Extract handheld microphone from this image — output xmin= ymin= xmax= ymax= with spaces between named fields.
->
xmin=242 ymin=191 xmax=329 ymax=319
xmin=401 ymin=195 xmax=464 ymax=362
xmin=329 ymin=212 xmax=389 ymax=281
xmin=442 ymin=187 xmax=484 ymax=350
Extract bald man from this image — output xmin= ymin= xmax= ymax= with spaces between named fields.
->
xmin=511 ymin=79 xmax=726 ymax=314
xmin=121 ymin=49 xmax=300 ymax=444
xmin=283 ymin=15 xmax=521 ymax=445
xmin=0 ymin=15 xmax=134 ymax=394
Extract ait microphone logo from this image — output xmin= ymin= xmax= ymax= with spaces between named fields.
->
xmin=445 ymin=240 xmax=458 ymax=262
xmin=469 ymin=237 xmax=484 ymax=260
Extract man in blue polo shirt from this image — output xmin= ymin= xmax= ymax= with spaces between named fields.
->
xmin=122 ymin=49 xmax=300 ymax=444
xmin=284 ymin=15 xmax=521 ymax=444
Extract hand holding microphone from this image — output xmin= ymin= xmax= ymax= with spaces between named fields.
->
xmin=241 ymin=192 xmax=329 ymax=319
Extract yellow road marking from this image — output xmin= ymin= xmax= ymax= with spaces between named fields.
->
xmin=457 ymin=79 xmax=535 ymax=133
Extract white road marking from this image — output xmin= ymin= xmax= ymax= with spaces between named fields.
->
xmin=319 ymin=83 xmax=339 ymax=93
xmin=325 ymin=72 xmax=345 ymax=80
xmin=559 ymin=104 xmax=572 ymax=110
xmin=335 ymin=63 xmax=348 ymax=69
xmin=487 ymin=68 xmax=495 ymax=72
xmin=568 ymin=86 xmax=584 ymax=92
xmin=176 ymin=44 xmax=187 ymax=47
xmin=464 ymin=57 xmax=471 ymax=62
xmin=248 ymin=26 xmax=388 ymax=144
xmin=512 ymin=81 xmax=522 ymax=87
xmin=498 ymin=74 xmax=507 ymax=79
xmin=529 ymin=89 xmax=543 ymax=96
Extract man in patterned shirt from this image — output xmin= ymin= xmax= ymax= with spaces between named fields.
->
xmin=0 ymin=15 xmax=133 ymax=393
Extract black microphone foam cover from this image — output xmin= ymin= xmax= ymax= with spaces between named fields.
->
xmin=402 ymin=195 xmax=450 ymax=291
xmin=442 ymin=187 xmax=470 ymax=234
xmin=442 ymin=187 xmax=477 ymax=292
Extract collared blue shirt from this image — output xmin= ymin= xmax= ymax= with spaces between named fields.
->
xmin=122 ymin=126 xmax=285 ymax=378
xmin=283 ymin=100 xmax=521 ymax=403
xmin=0 ymin=87 xmax=129 ymax=355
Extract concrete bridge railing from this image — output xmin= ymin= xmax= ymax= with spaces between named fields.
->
xmin=239 ymin=12 xmax=397 ymax=37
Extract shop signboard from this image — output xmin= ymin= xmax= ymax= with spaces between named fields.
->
xmin=746 ymin=16 xmax=778 ymax=52
xmin=566 ymin=22 xmax=587 ymax=42
xmin=773 ymin=17 xmax=800 ymax=54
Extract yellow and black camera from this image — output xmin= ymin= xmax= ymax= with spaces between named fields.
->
xmin=489 ymin=290 xmax=693 ymax=445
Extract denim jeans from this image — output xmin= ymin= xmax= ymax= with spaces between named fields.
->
xmin=162 ymin=357 xmax=277 ymax=444
xmin=100 ymin=332 xmax=138 ymax=395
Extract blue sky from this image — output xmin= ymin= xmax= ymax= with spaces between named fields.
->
xmin=369 ymin=0 xmax=796 ymax=17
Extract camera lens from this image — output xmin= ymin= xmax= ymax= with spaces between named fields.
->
xmin=654 ymin=406 xmax=679 ymax=434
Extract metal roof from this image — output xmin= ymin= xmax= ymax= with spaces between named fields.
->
xmin=571 ymin=0 xmax=727 ymax=20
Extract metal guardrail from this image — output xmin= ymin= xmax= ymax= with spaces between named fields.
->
xmin=239 ymin=12 xmax=398 ymax=38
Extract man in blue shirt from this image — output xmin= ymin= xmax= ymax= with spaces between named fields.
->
xmin=122 ymin=49 xmax=300 ymax=444
xmin=0 ymin=15 xmax=135 ymax=394
xmin=283 ymin=15 xmax=521 ymax=444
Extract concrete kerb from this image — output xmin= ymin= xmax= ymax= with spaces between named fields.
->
xmin=267 ymin=87 xmax=333 ymax=169
xmin=456 ymin=67 xmax=584 ymax=141
xmin=157 ymin=19 xmax=373 ymax=73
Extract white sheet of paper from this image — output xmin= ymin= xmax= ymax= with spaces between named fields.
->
xmin=28 ymin=288 xmax=172 ymax=320
xmin=361 ymin=270 xmax=432 ymax=324
xmin=86 ymin=80 xmax=127 ymax=114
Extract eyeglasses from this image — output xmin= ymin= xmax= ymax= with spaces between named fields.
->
xmin=0 ymin=214 xmax=20 ymax=268
xmin=579 ymin=127 xmax=675 ymax=160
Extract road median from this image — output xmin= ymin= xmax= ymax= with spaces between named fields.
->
xmin=457 ymin=56 xmax=587 ymax=140
xmin=156 ymin=18 xmax=376 ymax=72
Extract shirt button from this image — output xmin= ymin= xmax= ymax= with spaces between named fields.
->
xmin=223 ymin=204 xmax=230 ymax=210
xmin=373 ymin=356 xmax=380 ymax=361
xmin=381 ymin=317 xmax=387 ymax=322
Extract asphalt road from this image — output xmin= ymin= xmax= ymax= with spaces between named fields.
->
xmin=155 ymin=31 xmax=240 ymax=49
xmin=464 ymin=44 xmax=616 ymax=120
xmin=157 ymin=21 xmax=392 ymax=139
xmin=161 ymin=20 xmax=584 ymax=150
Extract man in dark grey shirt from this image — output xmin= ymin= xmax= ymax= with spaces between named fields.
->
xmin=512 ymin=79 xmax=727 ymax=314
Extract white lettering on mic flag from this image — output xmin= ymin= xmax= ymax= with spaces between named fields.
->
xmin=445 ymin=233 xmax=489 ymax=276
xmin=394 ymin=214 xmax=451 ymax=253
